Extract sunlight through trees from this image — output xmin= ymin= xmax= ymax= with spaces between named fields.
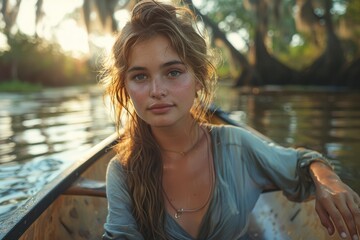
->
xmin=0 ymin=0 xmax=359 ymax=87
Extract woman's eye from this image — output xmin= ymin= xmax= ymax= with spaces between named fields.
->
xmin=168 ymin=70 xmax=181 ymax=78
xmin=132 ymin=74 xmax=147 ymax=81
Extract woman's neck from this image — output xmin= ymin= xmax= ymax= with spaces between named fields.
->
xmin=151 ymin=119 xmax=201 ymax=157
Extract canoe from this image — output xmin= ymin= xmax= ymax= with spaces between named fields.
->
xmin=0 ymin=107 xmax=341 ymax=240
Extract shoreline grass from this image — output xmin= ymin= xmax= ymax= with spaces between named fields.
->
xmin=0 ymin=80 xmax=42 ymax=92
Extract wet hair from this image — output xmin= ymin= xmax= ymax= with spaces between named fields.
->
xmin=100 ymin=0 xmax=217 ymax=238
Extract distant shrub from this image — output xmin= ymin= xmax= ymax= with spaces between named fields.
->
xmin=0 ymin=33 xmax=94 ymax=87
xmin=0 ymin=79 xmax=42 ymax=92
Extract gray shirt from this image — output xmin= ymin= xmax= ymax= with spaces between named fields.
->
xmin=103 ymin=125 xmax=327 ymax=239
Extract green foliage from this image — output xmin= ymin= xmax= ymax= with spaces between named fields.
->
xmin=278 ymin=41 xmax=323 ymax=70
xmin=344 ymin=0 xmax=360 ymax=23
xmin=0 ymin=33 xmax=93 ymax=87
xmin=217 ymin=62 xmax=232 ymax=79
xmin=0 ymin=79 xmax=42 ymax=92
xmin=198 ymin=0 xmax=359 ymax=75
xmin=199 ymin=0 xmax=256 ymax=39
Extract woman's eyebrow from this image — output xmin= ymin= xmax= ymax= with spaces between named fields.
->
xmin=127 ymin=66 xmax=145 ymax=73
xmin=162 ymin=60 xmax=184 ymax=68
xmin=127 ymin=60 xmax=185 ymax=73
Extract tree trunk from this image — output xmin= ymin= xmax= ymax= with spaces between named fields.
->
xmin=301 ymin=0 xmax=345 ymax=86
xmin=342 ymin=57 xmax=360 ymax=88
xmin=254 ymin=0 xmax=298 ymax=85
xmin=10 ymin=58 xmax=18 ymax=80
xmin=1 ymin=0 xmax=22 ymax=33
xmin=35 ymin=0 xmax=43 ymax=37
xmin=254 ymin=28 xmax=298 ymax=85
xmin=183 ymin=0 xmax=256 ymax=86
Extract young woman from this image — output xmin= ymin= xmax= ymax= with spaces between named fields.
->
xmin=100 ymin=1 xmax=360 ymax=239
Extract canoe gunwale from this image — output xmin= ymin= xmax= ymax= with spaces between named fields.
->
xmin=0 ymin=132 xmax=119 ymax=240
xmin=209 ymin=106 xmax=273 ymax=143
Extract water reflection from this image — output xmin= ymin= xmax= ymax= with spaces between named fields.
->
xmin=0 ymin=86 xmax=115 ymax=219
xmin=0 ymin=86 xmax=114 ymax=164
xmin=215 ymin=86 xmax=360 ymax=194
xmin=0 ymin=158 xmax=63 ymax=219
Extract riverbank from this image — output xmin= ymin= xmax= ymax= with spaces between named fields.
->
xmin=0 ymin=80 xmax=102 ymax=93
xmin=0 ymin=80 xmax=42 ymax=92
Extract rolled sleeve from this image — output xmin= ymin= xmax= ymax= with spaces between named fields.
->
xmin=297 ymin=149 xmax=333 ymax=182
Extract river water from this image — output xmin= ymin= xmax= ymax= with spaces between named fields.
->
xmin=0 ymin=84 xmax=359 ymax=222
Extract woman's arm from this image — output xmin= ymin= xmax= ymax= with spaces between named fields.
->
xmin=310 ymin=161 xmax=360 ymax=240
xmin=103 ymin=158 xmax=144 ymax=240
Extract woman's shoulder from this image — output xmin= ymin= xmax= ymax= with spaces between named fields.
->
xmin=106 ymin=155 xmax=130 ymax=190
xmin=109 ymin=155 xmax=122 ymax=168
xmin=207 ymin=123 xmax=242 ymax=132
xmin=107 ymin=156 xmax=127 ymax=177
xmin=208 ymin=124 xmax=251 ymax=138
xmin=208 ymin=124 xmax=268 ymax=146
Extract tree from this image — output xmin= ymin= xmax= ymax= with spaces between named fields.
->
xmin=183 ymin=0 xmax=257 ymax=85
xmin=82 ymin=0 xmax=131 ymax=34
xmin=2 ymin=0 xmax=359 ymax=87
xmin=187 ymin=0 xmax=360 ymax=88
xmin=1 ymin=0 xmax=22 ymax=35
xmin=1 ymin=0 xmax=22 ymax=80
xmin=301 ymin=0 xmax=345 ymax=85
xmin=35 ymin=0 xmax=43 ymax=37
xmin=252 ymin=0 xmax=300 ymax=85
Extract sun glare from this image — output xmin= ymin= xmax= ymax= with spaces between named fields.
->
xmin=42 ymin=0 xmax=83 ymax=25
xmin=16 ymin=0 xmax=36 ymax=35
xmin=16 ymin=0 xmax=88 ymax=57
xmin=114 ymin=9 xmax=131 ymax=29
xmin=55 ymin=20 xmax=89 ymax=57
xmin=227 ymin=32 xmax=247 ymax=52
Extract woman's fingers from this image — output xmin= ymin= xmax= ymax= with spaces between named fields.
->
xmin=338 ymin=199 xmax=358 ymax=239
xmin=348 ymin=196 xmax=360 ymax=239
xmin=317 ymin=189 xmax=360 ymax=239
xmin=319 ymin=199 xmax=349 ymax=238
xmin=311 ymin=162 xmax=360 ymax=239
xmin=315 ymin=200 xmax=335 ymax=235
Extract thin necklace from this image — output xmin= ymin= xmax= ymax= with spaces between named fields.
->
xmin=162 ymin=127 xmax=214 ymax=219
xmin=160 ymin=127 xmax=201 ymax=156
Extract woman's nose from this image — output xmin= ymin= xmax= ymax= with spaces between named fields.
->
xmin=150 ymin=77 xmax=167 ymax=98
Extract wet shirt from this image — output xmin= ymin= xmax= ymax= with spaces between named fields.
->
xmin=103 ymin=125 xmax=327 ymax=239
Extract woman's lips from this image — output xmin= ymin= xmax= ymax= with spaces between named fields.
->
xmin=147 ymin=103 xmax=174 ymax=114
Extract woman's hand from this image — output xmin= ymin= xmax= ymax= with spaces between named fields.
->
xmin=310 ymin=161 xmax=360 ymax=240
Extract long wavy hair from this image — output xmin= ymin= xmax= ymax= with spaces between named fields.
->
xmin=100 ymin=0 xmax=217 ymax=238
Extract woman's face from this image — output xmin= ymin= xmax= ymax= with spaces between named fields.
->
xmin=125 ymin=35 xmax=201 ymax=129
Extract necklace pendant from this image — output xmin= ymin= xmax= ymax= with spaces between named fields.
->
xmin=174 ymin=208 xmax=184 ymax=219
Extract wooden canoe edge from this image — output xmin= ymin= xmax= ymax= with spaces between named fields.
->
xmin=0 ymin=133 xmax=118 ymax=240
xmin=19 ymin=148 xmax=115 ymax=240
xmin=208 ymin=105 xmax=273 ymax=143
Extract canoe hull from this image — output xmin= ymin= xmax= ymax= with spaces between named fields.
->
xmin=19 ymin=149 xmax=114 ymax=240
xmin=248 ymin=192 xmax=339 ymax=239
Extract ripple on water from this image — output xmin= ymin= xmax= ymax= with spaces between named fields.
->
xmin=0 ymin=157 xmax=64 ymax=219
xmin=0 ymin=86 xmax=115 ymax=223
